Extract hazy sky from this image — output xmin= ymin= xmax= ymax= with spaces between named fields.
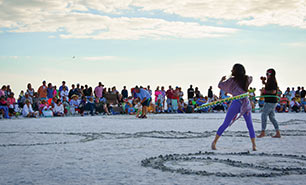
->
xmin=0 ymin=0 xmax=305 ymax=97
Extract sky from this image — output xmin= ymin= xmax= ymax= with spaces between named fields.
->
xmin=0 ymin=0 xmax=305 ymax=98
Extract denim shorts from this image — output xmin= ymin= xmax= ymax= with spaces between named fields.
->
xmin=142 ymin=98 xmax=152 ymax=106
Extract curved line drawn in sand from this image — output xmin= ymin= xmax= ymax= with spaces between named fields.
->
xmin=141 ymin=151 xmax=306 ymax=177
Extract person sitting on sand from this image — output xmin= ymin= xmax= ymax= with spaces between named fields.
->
xmin=53 ymin=99 xmax=64 ymax=117
xmin=70 ymin=94 xmax=80 ymax=115
xmin=22 ymin=99 xmax=38 ymax=118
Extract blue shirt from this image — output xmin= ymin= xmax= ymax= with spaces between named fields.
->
xmin=136 ymin=88 xmax=151 ymax=101
xmin=47 ymin=88 xmax=54 ymax=99
xmin=59 ymin=85 xmax=68 ymax=92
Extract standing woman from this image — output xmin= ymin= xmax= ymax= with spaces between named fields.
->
xmin=211 ymin=64 xmax=256 ymax=151
xmin=258 ymin=69 xmax=281 ymax=138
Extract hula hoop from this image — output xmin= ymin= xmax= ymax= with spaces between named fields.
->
xmin=194 ymin=93 xmax=249 ymax=111
xmin=251 ymin=95 xmax=281 ymax=101
xmin=194 ymin=94 xmax=280 ymax=111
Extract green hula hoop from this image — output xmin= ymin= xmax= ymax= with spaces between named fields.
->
xmin=194 ymin=93 xmax=249 ymax=111
xmin=194 ymin=94 xmax=280 ymax=111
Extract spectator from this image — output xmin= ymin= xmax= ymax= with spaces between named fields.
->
xmin=0 ymin=96 xmax=10 ymax=118
xmin=296 ymin=86 xmax=301 ymax=97
xmin=195 ymin=87 xmax=201 ymax=98
xmin=59 ymin=81 xmax=68 ymax=92
xmin=75 ymin=83 xmax=82 ymax=97
xmin=208 ymin=86 xmax=213 ymax=100
xmin=62 ymin=96 xmax=70 ymax=115
xmin=166 ymin=86 xmax=173 ymax=113
xmin=186 ymin=100 xmax=194 ymax=113
xmin=7 ymin=93 xmax=16 ymax=116
xmin=60 ymin=86 xmax=69 ymax=100
xmin=70 ymin=94 xmax=80 ymax=115
xmin=301 ymin=87 xmax=306 ymax=99
xmin=22 ymin=99 xmax=38 ymax=117
xmin=290 ymin=97 xmax=300 ymax=113
xmin=53 ymin=85 xmax=59 ymax=98
xmin=47 ymin=83 xmax=54 ymax=99
xmin=301 ymin=87 xmax=306 ymax=112
xmin=26 ymin=83 xmax=35 ymax=97
xmin=154 ymin=86 xmax=161 ymax=103
xmin=68 ymin=84 xmax=77 ymax=99
xmin=32 ymin=92 xmax=40 ymax=111
xmin=278 ymin=94 xmax=289 ymax=112
xmin=187 ymin=85 xmax=194 ymax=100
xmin=178 ymin=98 xmax=186 ymax=113
xmin=178 ymin=87 xmax=184 ymax=100
xmin=160 ymin=86 xmax=166 ymax=110
xmin=121 ymin=86 xmax=128 ymax=99
xmin=20 ymin=92 xmax=33 ymax=107
xmin=53 ymin=99 xmax=64 ymax=116
xmin=284 ymin=87 xmax=291 ymax=100
xmin=94 ymin=82 xmax=104 ymax=100
xmin=0 ymin=86 xmax=7 ymax=98
xmin=290 ymin=87 xmax=296 ymax=100
xmin=37 ymin=81 xmax=48 ymax=100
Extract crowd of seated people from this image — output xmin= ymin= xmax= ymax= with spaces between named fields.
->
xmin=0 ymin=81 xmax=305 ymax=119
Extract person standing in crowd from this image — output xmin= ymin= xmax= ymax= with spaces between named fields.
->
xmin=178 ymin=87 xmax=184 ymax=100
xmin=166 ymin=86 xmax=173 ymax=112
xmin=208 ymin=86 xmax=213 ymax=101
xmin=301 ymin=87 xmax=306 ymax=112
xmin=75 ymin=83 xmax=82 ymax=97
xmin=258 ymin=68 xmax=281 ymax=138
xmin=290 ymin=87 xmax=296 ymax=101
xmin=59 ymin=81 xmax=68 ymax=93
xmin=284 ymin=87 xmax=291 ymax=100
xmin=0 ymin=86 xmax=6 ymax=97
xmin=135 ymin=86 xmax=151 ymax=118
xmin=26 ymin=83 xmax=35 ymax=98
xmin=37 ymin=81 xmax=48 ymax=100
xmin=187 ymin=85 xmax=194 ymax=100
xmin=154 ymin=86 xmax=161 ymax=103
xmin=68 ymin=84 xmax=78 ymax=99
xmin=160 ymin=86 xmax=166 ymax=110
xmin=60 ymin=86 xmax=69 ymax=100
xmin=195 ymin=87 xmax=201 ymax=98
xmin=295 ymin=86 xmax=301 ymax=97
xmin=121 ymin=86 xmax=128 ymax=99
xmin=94 ymin=82 xmax=104 ymax=100
xmin=211 ymin=64 xmax=256 ymax=151
xmin=47 ymin=83 xmax=54 ymax=100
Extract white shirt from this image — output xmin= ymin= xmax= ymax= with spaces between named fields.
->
xmin=290 ymin=101 xmax=300 ymax=107
xmin=53 ymin=104 xmax=64 ymax=114
xmin=60 ymin=90 xmax=69 ymax=98
xmin=22 ymin=104 xmax=34 ymax=117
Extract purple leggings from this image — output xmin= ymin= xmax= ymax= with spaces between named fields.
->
xmin=217 ymin=100 xmax=255 ymax=138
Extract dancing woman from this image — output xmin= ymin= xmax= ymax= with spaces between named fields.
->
xmin=257 ymin=69 xmax=281 ymax=138
xmin=211 ymin=64 xmax=256 ymax=151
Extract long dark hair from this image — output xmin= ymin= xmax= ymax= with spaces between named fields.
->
xmin=231 ymin=64 xmax=249 ymax=91
xmin=266 ymin=68 xmax=278 ymax=88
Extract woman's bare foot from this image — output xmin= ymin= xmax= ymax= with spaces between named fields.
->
xmin=252 ymin=145 xmax=257 ymax=151
xmin=257 ymin=131 xmax=265 ymax=138
xmin=211 ymin=142 xmax=217 ymax=150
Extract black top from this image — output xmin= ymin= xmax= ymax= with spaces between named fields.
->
xmin=264 ymin=81 xmax=278 ymax=103
xmin=187 ymin=88 xmax=194 ymax=99
xmin=208 ymin=89 xmax=213 ymax=98
xmin=301 ymin=90 xmax=306 ymax=98
xmin=121 ymin=89 xmax=128 ymax=99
